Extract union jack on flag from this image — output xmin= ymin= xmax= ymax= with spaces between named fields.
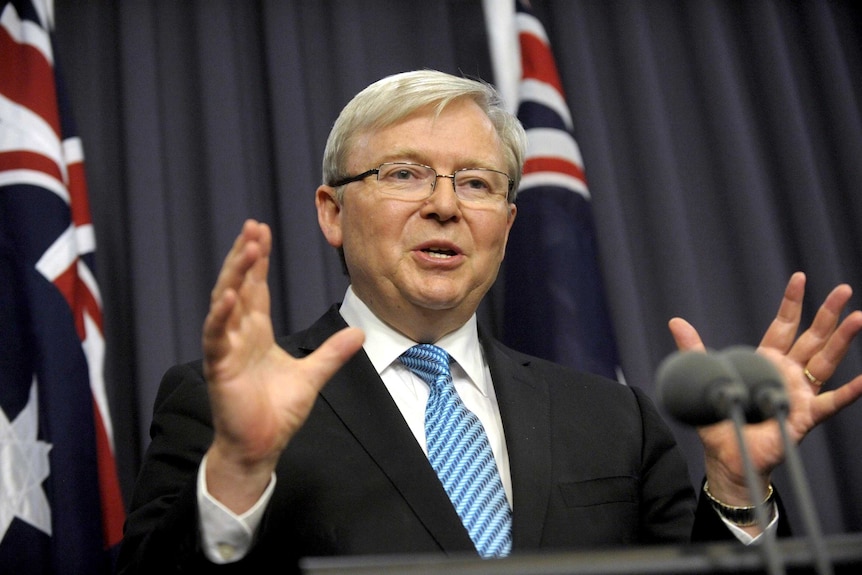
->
xmin=498 ymin=0 xmax=621 ymax=380
xmin=0 ymin=0 xmax=124 ymax=572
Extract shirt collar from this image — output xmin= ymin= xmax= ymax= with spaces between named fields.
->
xmin=338 ymin=286 xmax=489 ymax=395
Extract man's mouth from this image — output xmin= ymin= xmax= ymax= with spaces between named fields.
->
xmin=423 ymin=247 xmax=457 ymax=259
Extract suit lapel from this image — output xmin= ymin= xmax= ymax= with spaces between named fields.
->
xmin=294 ymin=308 xmax=477 ymax=553
xmin=482 ymin=336 xmax=553 ymax=550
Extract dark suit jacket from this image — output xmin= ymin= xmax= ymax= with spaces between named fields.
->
xmin=117 ymin=306 xmax=764 ymax=574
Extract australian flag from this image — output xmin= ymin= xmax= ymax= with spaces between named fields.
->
xmin=498 ymin=0 xmax=621 ymax=381
xmin=0 ymin=0 xmax=125 ymax=572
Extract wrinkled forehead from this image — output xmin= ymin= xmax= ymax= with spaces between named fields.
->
xmin=344 ymin=101 xmax=507 ymax=170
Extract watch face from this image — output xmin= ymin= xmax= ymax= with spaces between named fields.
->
xmin=714 ymin=503 xmax=758 ymax=527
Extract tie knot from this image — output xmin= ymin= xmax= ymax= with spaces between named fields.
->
xmin=399 ymin=344 xmax=451 ymax=387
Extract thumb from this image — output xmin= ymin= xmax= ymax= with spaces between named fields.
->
xmin=668 ymin=317 xmax=707 ymax=352
xmin=303 ymin=327 xmax=365 ymax=390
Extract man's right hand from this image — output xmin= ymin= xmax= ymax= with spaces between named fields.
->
xmin=201 ymin=219 xmax=364 ymax=513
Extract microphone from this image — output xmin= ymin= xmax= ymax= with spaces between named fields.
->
xmin=655 ymin=350 xmax=749 ymax=426
xmin=719 ymin=346 xmax=789 ymax=422
xmin=720 ymin=346 xmax=833 ymax=575
xmin=656 ymin=349 xmax=785 ymax=575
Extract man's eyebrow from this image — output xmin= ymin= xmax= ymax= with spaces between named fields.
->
xmin=376 ymin=151 xmax=502 ymax=171
xmin=376 ymin=148 xmax=423 ymax=163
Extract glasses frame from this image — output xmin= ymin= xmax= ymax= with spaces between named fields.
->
xmin=329 ymin=161 xmax=515 ymax=201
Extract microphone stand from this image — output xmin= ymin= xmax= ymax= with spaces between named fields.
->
xmin=772 ymin=406 xmax=833 ymax=575
xmin=724 ymin=346 xmax=834 ymax=575
xmin=723 ymin=396 xmax=786 ymax=575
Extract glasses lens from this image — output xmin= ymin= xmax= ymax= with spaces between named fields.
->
xmin=454 ymin=169 xmax=510 ymax=203
xmin=372 ymin=163 xmax=511 ymax=203
xmin=375 ymin=163 xmax=435 ymax=198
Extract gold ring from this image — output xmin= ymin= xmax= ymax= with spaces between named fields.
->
xmin=804 ymin=367 xmax=823 ymax=386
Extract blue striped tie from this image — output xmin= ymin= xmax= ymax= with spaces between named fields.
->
xmin=400 ymin=344 xmax=512 ymax=558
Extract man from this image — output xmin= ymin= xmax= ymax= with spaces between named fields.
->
xmin=116 ymin=70 xmax=862 ymax=573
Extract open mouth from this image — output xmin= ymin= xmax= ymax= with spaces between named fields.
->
xmin=423 ymin=247 xmax=457 ymax=259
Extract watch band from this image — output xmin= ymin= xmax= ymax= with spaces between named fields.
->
xmin=703 ymin=481 xmax=775 ymax=527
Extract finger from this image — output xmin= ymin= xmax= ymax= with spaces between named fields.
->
xmin=211 ymin=220 xmax=267 ymax=304
xmin=809 ymin=374 xmax=862 ymax=425
xmin=759 ymin=272 xmax=806 ymax=353
xmin=204 ymin=286 xmax=237 ymax=341
xmin=203 ymin=221 xmax=270 ymax=371
xmin=787 ymin=284 xmax=853 ymax=362
xmin=202 ymin=287 xmax=239 ymax=377
xmin=209 ymin=221 xmax=274 ymax=337
xmin=247 ymin=221 xmax=272 ymax=285
xmin=805 ymin=309 xmax=862 ymax=385
xmin=237 ymin=224 xmax=273 ymax=318
xmin=668 ymin=317 xmax=707 ymax=352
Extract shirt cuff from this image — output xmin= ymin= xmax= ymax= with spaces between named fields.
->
xmin=720 ymin=505 xmax=780 ymax=545
xmin=196 ymin=453 xmax=276 ymax=564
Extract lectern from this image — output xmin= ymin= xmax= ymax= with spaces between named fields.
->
xmin=301 ymin=533 xmax=862 ymax=575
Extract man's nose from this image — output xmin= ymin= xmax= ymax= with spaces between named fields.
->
xmin=433 ymin=174 xmax=458 ymax=196
xmin=424 ymin=174 xmax=462 ymax=218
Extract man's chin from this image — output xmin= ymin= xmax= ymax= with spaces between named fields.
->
xmin=405 ymin=286 xmax=482 ymax=315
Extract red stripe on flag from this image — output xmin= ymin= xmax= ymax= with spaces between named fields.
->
xmin=0 ymin=27 xmax=61 ymax=136
xmin=67 ymin=161 xmax=93 ymax=227
xmin=51 ymin=263 xmax=77 ymax=316
xmin=52 ymin=265 xmax=104 ymax=338
xmin=93 ymin=398 xmax=125 ymax=548
xmin=524 ymin=156 xmax=586 ymax=183
xmin=76 ymin=274 xmax=104 ymax=335
xmin=0 ymin=150 xmax=64 ymax=182
xmin=518 ymin=32 xmax=564 ymax=94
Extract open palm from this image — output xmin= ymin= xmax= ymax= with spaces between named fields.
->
xmin=201 ymin=220 xmax=364 ymax=512
xmin=669 ymin=272 xmax=862 ymax=501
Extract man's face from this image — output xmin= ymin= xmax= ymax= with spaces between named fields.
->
xmin=317 ymin=99 xmax=517 ymax=340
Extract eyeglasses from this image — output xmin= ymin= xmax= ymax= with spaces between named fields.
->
xmin=329 ymin=162 xmax=514 ymax=204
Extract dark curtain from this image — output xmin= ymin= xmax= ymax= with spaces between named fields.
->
xmin=52 ymin=0 xmax=862 ymax=536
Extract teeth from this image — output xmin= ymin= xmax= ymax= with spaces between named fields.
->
xmin=426 ymin=250 xmax=453 ymax=259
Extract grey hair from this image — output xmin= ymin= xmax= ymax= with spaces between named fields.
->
xmin=322 ymin=70 xmax=526 ymax=203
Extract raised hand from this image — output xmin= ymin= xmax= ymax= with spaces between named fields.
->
xmin=202 ymin=220 xmax=364 ymax=512
xmin=668 ymin=272 xmax=862 ymax=512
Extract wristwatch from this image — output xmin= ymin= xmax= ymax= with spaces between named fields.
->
xmin=703 ymin=481 xmax=775 ymax=527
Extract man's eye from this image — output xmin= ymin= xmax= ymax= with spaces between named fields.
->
xmin=380 ymin=165 xmax=425 ymax=182
xmin=462 ymin=177 xmax=490 ymax=190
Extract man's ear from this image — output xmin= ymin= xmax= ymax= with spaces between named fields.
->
xmin=500 ymin=201 xmax=517 ymax=255
xmin=316 ymin=185 xmax=343 ymax=248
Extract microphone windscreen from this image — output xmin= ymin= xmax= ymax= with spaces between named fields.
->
xmin=719 ymin=345 xmax=788 ymax=421
xmin=656 ymin=350 xmax=744 ymax=426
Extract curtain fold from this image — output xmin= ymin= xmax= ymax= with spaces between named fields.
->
xmin=52 ymin=0 xmax=862 ymax=534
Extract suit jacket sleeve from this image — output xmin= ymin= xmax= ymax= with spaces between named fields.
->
xmin=115 ymin=361 xmax=259 ymax=574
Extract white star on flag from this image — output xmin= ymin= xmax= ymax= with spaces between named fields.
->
xmin=0 ymin=378 xmax=53 ymax=541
